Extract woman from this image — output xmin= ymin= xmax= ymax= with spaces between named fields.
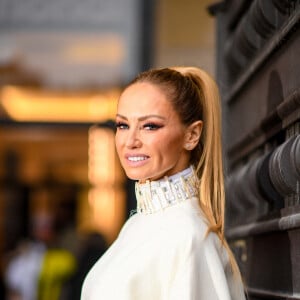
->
xmin=81 ymin=67 xmax=246 ymax=299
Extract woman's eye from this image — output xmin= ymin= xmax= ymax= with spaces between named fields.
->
xmin=115 ymin=122 xmax=129 ymax=130
xmin=143 ymin=123 xmax=162 ymax=130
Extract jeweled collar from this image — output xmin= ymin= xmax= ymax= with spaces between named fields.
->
xmin=135 ymin=166 xmax=199 ymax=214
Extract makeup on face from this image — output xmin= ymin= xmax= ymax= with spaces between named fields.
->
xmin=115 ymin=82 xmax=190 ymax=182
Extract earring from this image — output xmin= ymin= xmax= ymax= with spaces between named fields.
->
xmin=185 ymin=144 xmax=192 ymax=150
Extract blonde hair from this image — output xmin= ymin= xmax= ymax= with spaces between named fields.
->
xmin=172 ymin=67 xmax=241 ymax=277
xmin=129 ymin=66 xmax=241 ymax=277
xmin=172 ymin=67 xmax=224 ymax=233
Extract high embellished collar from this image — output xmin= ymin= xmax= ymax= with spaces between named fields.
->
xmin=135 ymin=166 xmax=199 ymax=214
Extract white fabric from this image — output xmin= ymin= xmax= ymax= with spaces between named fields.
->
xmin=5 ymin=241 xmax=45 ymax=300
xmin=135 ymin=166 xmax=199 ymax=214
xmin=81 ymin=168 xmax=245 ymax=300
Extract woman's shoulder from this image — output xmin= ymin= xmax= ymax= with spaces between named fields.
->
xmin=117 ymin=198 xmax=218 ymax=249
xmin=156 ymin=200 xmax=211 ymax=249
xmin=165 ymin=198 xmax=208 ymax=231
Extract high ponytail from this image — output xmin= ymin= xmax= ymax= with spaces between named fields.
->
xmin=172 ymin=67 xmax=224 ymax=236
xmin=172 ymin=67 xmax=241 ymax=278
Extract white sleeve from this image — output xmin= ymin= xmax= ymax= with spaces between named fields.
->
xmin=169 ymin=234 xmax=245 ymax=300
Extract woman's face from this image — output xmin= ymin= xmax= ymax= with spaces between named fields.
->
xmin=115 ymin=82 xmax=190 ymax=182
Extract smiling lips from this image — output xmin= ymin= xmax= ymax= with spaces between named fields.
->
xmin=127 ymin=155 xmax=149 ymax=162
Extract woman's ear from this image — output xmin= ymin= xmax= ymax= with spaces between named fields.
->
xmin=184 ymin=121 xmax=203 ymax=150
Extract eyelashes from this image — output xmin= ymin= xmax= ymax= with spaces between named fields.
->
xmin=143 ymin=123 xmax=163 ymax=130
xmin=115 ymin=122 xmax=163 ymax=131
xmin=115 ymin=122 xmax=129 ymax=130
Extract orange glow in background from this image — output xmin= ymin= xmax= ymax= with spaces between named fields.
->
xmin=0 ymin=85 xmax=119 ymax=123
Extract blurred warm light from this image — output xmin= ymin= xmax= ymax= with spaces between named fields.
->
xmin=88 ymin=187 xmax=125 ymax=243
xmin=88 ymin=127 xmax=115 ymax=184
xmin=0 ymin=85 xmax=119 ymax=122
xmin=84 ymin=126 xmax=125 ymax=243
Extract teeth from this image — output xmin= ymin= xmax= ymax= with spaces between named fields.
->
xmin=128 ymin=156 xmax=147 ymax=162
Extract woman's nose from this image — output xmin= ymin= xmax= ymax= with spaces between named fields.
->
xmin=125 ymin=128 xmax=142 ymax=148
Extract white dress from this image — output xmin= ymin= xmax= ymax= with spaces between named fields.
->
xmin=81 ymin=167 xmax=245 ymax=300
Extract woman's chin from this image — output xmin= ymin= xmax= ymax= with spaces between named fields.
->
xmin=124 ymin=169 xmax=151 ymax=182
xmin=124 ymin=170 xmax=143 ymax=181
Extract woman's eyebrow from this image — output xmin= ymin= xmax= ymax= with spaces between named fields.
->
xmin=138 ymin=115 xmax=166 ymax=121
xmin=115 ymin=114 xmax=127 ymax=120
xmin=116 ymin=114 xmax=166 ymax=121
